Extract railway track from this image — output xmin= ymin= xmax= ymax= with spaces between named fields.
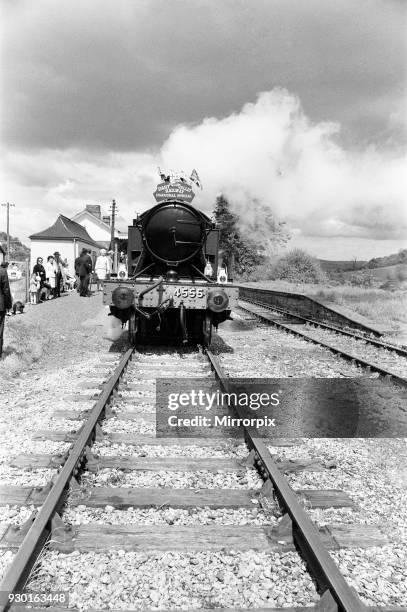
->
xmin=0 ymin=345 xmax=399 ymax=611
xmin=238 ymin=298 xmax=407 ymax=386
xmin=239 ymin=297 xmax=407 ymax=354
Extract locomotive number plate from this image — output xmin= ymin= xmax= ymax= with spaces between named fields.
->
xmin=173 ymin=287 xmax=205 ymax=299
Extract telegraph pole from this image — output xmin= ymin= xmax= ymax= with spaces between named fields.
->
xmin=1 ymin=202 xmax=15 ymax=260
xmin=109 ymin=199 xmax=117 ymax=274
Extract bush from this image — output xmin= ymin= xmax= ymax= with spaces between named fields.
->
xmin=347 ymin=272 xmax=374 ymax=288
xmin=396 ymin=265 xmax=407 ymax=282
xmin=237 ymin=261 xmax=272 ymax=282
xmin=269 ymin=249 xmax=326 ymax=283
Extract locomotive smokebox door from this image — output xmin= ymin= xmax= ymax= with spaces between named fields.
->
xmin=142 ymin=201 xmax=211 ymax=267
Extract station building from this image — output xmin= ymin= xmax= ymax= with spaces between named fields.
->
xmin=29 ymin=215 xmax=100 ymax=274
xmin=71 ymin=204 xmax=127 ymax=250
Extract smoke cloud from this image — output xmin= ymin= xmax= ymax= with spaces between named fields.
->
xmin=160 ymin=89 xmax=407 ymax=245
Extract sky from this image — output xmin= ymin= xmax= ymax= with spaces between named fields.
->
xmin=1 ymin=0 xmax=406 ymax=260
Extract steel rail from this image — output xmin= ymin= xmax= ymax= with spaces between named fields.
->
xmin=239 ymin=300 xmax=407 ymax=388
xmin=0 ymin=347 xmax=135 ymax=611
xmin=241 ymin=297 xmax=407 ymax=357
xmin=205 ymin=348 xmax=368 ymax=612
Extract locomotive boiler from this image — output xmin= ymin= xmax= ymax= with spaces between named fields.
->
xmin=103 ymin=176 xmax=238 ymax=346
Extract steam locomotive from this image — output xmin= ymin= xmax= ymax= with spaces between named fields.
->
xmin=103 ymin=177 xmax=238 ymax=346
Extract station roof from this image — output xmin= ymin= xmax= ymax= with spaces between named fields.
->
xmin=29 ymin=215 xmax=100 ymax=247
xmin=72 ymin=208 xmax=127 ymax=238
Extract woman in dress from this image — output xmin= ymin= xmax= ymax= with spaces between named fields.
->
xmin=32 ymin=257 xmax=47 ymax=302
xmin=94 ymin=248 xmax=110 ymax=291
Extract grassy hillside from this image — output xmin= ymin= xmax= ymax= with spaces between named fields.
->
xmin=368 ymin=250 xmax=407 ymax=268
xmin=318 ymin=250 xmax=407 ymax=274
xmin=341 ymin=264 xmax=407 ymax=282
xmin=318 ymin=259 xmax=367 ymax=273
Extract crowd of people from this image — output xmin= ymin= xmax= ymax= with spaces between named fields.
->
xmin=29 ymin=252 xmax=76 ymax=304
xmin=28 ymin=248 xmax=114 ymax=303
xmin=0 ymin=247 xmax=114 ymax=358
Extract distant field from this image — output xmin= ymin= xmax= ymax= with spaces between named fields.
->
xmin=318 ymin=251 xmax=407 ymax=273
xmin=340 ymin=263 xmax=407 ymax=282
xmin=318 ymin=259 xmax=367 ymax=272
xmin=240 ymin=279 xmax=407 ymax=332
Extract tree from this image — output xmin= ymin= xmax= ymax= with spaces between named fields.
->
xmin=213 ymin=195 xmax=263 ymax=278
xmin=0 ymin=232 xmax=30 ymax=260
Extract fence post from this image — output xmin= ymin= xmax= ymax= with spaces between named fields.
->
xmin=25 ymin=258 xmax=30 ymax=304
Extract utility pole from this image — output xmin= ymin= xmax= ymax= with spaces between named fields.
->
xmin=1 ymin=202 xmax=15 ymax=260
xmin=109 ymin=199 xmax=117 ymax=274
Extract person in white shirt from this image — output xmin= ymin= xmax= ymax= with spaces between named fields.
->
xmin=45 ymin=255 xmax=57 ymax=299
xmin=94 ymin=249 xmax=111 ymax=291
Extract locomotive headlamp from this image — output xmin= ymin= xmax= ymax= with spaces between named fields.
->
xmin=166 ymin=269 xmax=178 ymax=282
xmin=112 ymin=286 xmax=134 ymax=309
xmin=207 ymin=289 xmax=229 ymax=312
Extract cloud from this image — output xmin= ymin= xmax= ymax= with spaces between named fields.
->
xmin=0 ymin=149 xmax=157 ymax=237
xmin=1 ymin=0 xmax=405 ymax=150
xmin=3 ymin=87 xmax=406 ymax=259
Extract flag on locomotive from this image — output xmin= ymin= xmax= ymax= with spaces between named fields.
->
xmin=189 ymin=169 xmax=203 ymax=190
xmin=103 ymin=170 xmax=238 ymax=346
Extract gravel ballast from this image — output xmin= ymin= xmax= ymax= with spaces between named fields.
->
xmin=268 ymin=438 xmax=407 ymax=606
xmin=64 ymin=506 xmax=275 ymax=527
xmin=0 ymin=551 xmax=15 ymax=581
xmin=82 ymin=468 xmax=263 ymax=489
xmin=216 ymin=310 xmax=399 ymax=379
xmin=299 ymin=324 xmax=407 ymax=377
xmin=0 ymin=466 xmax=57 ymax=487
xmin=27 ymin=549 xmax=319 ymax=609
xmin=0 ymin=505 xmax=35 ymax=526
xmin=93 ymin=441 xmax=249 ymax=458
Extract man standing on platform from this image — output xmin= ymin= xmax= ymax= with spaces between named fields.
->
xmin=53 ymin=252 xmax=63 ymax=298
xmin=0 ymin=261 xmax=12 ymax=358
xmin=77 ymin=248 xmax=93 ymax=297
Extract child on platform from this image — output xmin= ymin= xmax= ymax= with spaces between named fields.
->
xmin=29 ymin=272 xmax=41 ymax=304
